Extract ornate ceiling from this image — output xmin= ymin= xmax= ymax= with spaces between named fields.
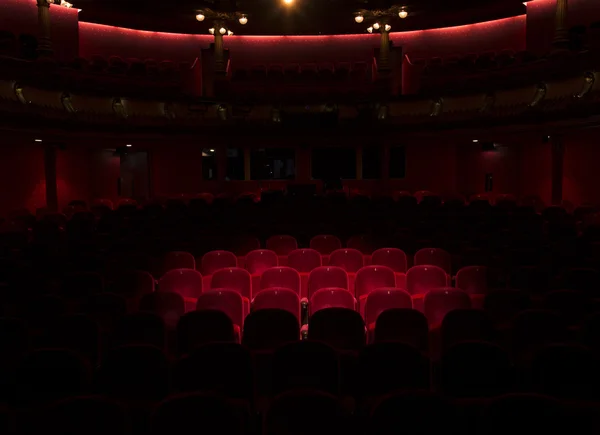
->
xmin=74 ymin=0 xmax=532 ymax=35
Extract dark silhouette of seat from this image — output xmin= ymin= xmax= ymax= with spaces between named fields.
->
xmin=374 ymin=309 xmax=429 ymax=352
xmin=308 ymin=308 xmax=365 ymax=351
xmin=242 ymin=309 xmax=299 ymax=350
xmin=151 ymin=392 xmax=248 ymax=435
xmin=359 ymin=342 xmax=430 ymax=397
xmin=265 ymin=390 xmax=344 ymax=435
xmin=114 ymin=312 xmax=166 ymax=349
xmin=97 ymin=345 xmax=170 ymax=402
xmin=14 ymin=348 xmax=92 ymax=407
xmin=173 ymin=343 xmax=253 ymax=400
xmin=439 ymin=341 xmax=512 ymax=398
xmin=176 ymin=310 xmax=235 ymax=354
xmin=370 ymin=391 xmax=455 ymax=435
xmin=272 ymin=341 xmax=339 ymax=395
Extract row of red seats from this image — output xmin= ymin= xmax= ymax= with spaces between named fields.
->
xmin=232 ymin=61 xmax=370 ymax=83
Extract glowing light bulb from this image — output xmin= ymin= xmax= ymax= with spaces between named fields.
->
xmin=239 ymin=16 xmax=248 ymax=25
xmin=385 ymin=24 xmax=391 ymax=31
xmin=219 ymin=27 xmax=227 ymax=34
xmin=283 ymin=0 xmax=294 ymax=5
xmin=227 ymin=30 xmax=234 ymax=36
xmin=367 ymin=27 xmax=373 ymax=33
xmin=373 ymin=22 xmax=380 ymax=30
xmin=196 ymin=13 xmax=205 ymax=22
xmin=208 ymin=28 xmax=215 ymax=34
xmin=399 ymin=10 xmax=408 ymax=19
xmin=355 ymin=14 xmax=364 ymax=23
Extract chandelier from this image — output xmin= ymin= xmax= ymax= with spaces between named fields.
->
xmin=195 ymin=8 xmax=249 ymax=29
xmin=354 ymin=5 xmax=409 ymax=32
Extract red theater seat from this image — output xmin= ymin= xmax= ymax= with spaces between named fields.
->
xmin=259 ymin=266 xmax=301 ymax=297
xmin=252 ymin=288 xmax=301 ymax=322
xmin=364 ymin=288 xmax=413 ymax=338
xmin=310 ymin=288 xmax=356 ymax=315
xmin=355 ymin=266 xmax=397 ymax=314
xmin=456 ymin=266 xmax=489 ymax=307
xmin=300 ymin=63 xmax=318 ymax=80
xmin=164 ymin=251 xmax=195 ymax=272
xmin=318 ymin=63 xmax=334 ymax=80
xmin=159 ymin=269 xmax=203 ymax=310
xmin=406 ymin=265 xmax=448 ymax=299
xmin=334 ymin=62 xmax=351 ymax=80
xmin=284 ymin=63 xmax=300 ymax=81
xmin=200 ymin=250 xmax=238 ymax=275
xmin=371 ymin=248 xmax=408 ymax=273
xmin=350 ymin=61 xmax=368 ymax=81
xmin=108 ymin=56 xmax=128 ymax=74
xmin=245 ymin=249 xmax=278 ymax=275
xmin=328 ymin=248 xmax=364 ymax=273
xmin=414 ymin=248 xmax=452 ymax=274
xmin=90 ymin=55 xmax=108 ymax=72
xmin=310 ymin=235 xmax=342 ymax=255
xmin=266 ymin=235 xmax=298 ymax=256
xmin=308 ymin=266 xmax=349 ymax=301
xmin=268 ymin=64 xmax=284 ymax=82
xmin=251 ymin=65 xmax=267 ymax=81
xmin=211 ymin=267 xmax=252 ymax=300
xmin=424 ymin=288 xmax=472 ymax=328
xmin=196 ymin=290 xmax=245 ymax=338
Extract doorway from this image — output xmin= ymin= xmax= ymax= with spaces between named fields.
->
xmin=119 ymin=150 xmax=150 ymax=201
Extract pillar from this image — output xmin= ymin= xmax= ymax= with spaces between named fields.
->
xmin=378 ymin=29 xmax=391 ymax=73
xmin=217 ymin=145 xmax=227 ymax=182
xmin=355 ymin=145 xmax=363 ymax=180
xmin=44 ymin=144 xmax=58 ymax=212
xmin=551 ymin=135 xmax=564 ymax=205
xmin=553 ymin=0 xmax=569 ymax=50
xmin=36 ymin=0 xmax=53 ymax=58
xmin=214 ymin=25 xmax=226 ymax=74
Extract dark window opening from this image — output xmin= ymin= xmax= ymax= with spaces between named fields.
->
xmin=226 ymin=147 xmax=245 ymax=181
xmin=202 ymin=148 xmax=217 ymax=180
xmin=389 ymin=146 xmax=406 ymax=179
xmin=312 ymin=147 xmax=356 ymax=180
xmin=250 ymin=148 xmax=296 ymax=180
xmin=362 ymin=145 xmax=382 ymax=179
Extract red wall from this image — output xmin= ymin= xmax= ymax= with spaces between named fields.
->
xmin=78 ymin=16 xmax=526 ymax=66
xmin=0 ymin=0 xmax=79 ymax=62
xmin=0 ymin=143 xmax=46 ymax=215
xmin=563 ymin=130 xmax=600 ymax=206
xmin=526 ymin=0 xmax=600 ymax=55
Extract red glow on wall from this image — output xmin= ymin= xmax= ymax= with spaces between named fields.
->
xmin=79 ymin=15 xmax=526 ymax=64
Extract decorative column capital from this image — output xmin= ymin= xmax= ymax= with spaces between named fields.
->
xmin=37 ymin=0 xmax=52 ymax=8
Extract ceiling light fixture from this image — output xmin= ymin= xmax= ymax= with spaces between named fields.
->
xmin=367 ymin=26 xmax=373 ymax=33
xmin=196 ymin=13 xmax=205 ymax=22
xmin=399 ymin=9 xmax=408 ymax=19
xmin=227 ymin=30 xmax=234 ymax=36
xmin=385 ymin=24 xmax=391 ymax=31
xmin=473 ymin=139 xmax=479 ymax=143
xmin=208 ymin=28 xmax=215 ymax=34
xmin=355 ymin=14 xmax=364 ymax=23
xmin=219 ymin=27 xmax=227 ymax=35
xmin=126 ymin=144 xmax=132 ymax=147
xmin=373 ymin=22 xmax=380 ymax=30
xmin=35 ymin=139 xmax=42 ymax=142
xmin=239 ymin=15 xmax=248 ymax=25
xmin=283 ymin=0 xmax=294 ymax=5
xmin=210 ymin=149 xmax=215 ymax=152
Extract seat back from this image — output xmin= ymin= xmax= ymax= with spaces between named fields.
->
xmin=159 ymin=268 xmax=203 ymax=299
xmin=406 ymin=265 xmax=448 ymax=295
xmin=414 ymin=248 xmax=452 ymax=274
xmin=196 ymin=290 xmax=245 ymax=328
xmin=287 ymin=249 xmax=322 ymax=272
xmin=328 ymin=248 xmax=364 ymax=273
xmin=266 ymin=235 xmax=298 ymax=255
xmin=211 ymin=268 xmax=252 ymax=300
xmin=201 ymin=250 xmax=238 ymax=275
xmin=371 ymin=248 xmax=408 ymax=272
xmin=259 ymin=267 xmax=301 ymax=296
xmin=455 ymin=266 xmax=488 ymax=294
xmin=424 ymin=288 xmax=472 ymax=326
xmin=308 ymin=266 xmax=349 ymax=300
xmin=252 ymin=288 xmax=301 ymax=321
xmin=245 ymin=249 xmax=278 ymax=274
xmin=310 ymin=288 xmax=355 ymax=315
xmin=310 ymin=235 xmax=342 ymax=255
xmin=364 ymin=289 xmax=413 ymax=326
xmin=355 ymin=265 xmax=397 ymax=300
